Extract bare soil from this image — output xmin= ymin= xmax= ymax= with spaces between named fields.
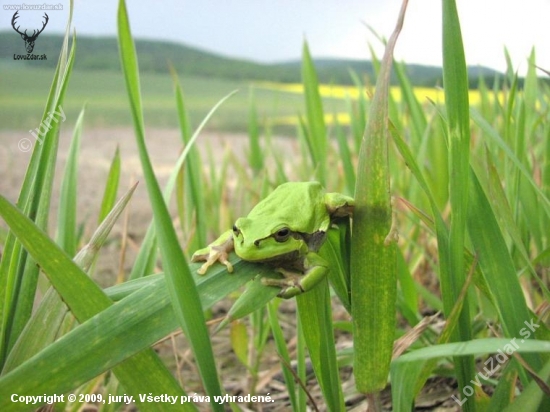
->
xmin=0 ymin=127 xmax=281 ymax=234
xmin=0 ymin=127 xmax=298 ymax=283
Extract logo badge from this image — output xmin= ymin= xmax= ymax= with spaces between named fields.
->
xmin=11 ymin=11 xmax=49 ymax=54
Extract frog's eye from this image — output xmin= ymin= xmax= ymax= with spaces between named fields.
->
xmin=232 ymin=225 xmax=240 ymax=235
xmin=274 ymin=228 xmax=291 ymax=242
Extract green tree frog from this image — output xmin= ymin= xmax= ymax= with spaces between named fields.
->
xmin=191 ymin=182 xmax=354 ymax=298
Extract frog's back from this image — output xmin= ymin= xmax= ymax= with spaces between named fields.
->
xmin=248 ymin=182 xmax=330 ymax=233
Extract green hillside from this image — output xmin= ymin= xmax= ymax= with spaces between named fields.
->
xmin=0 ymin=32 xmax=503 ymax=87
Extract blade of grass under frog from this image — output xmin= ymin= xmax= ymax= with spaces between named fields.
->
xmin=0 ymin=259 xmax=263 ymax=408
xmin=215 ymin=272 xmax=281 ymax=333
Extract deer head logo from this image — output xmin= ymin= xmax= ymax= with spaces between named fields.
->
xmin=11 ymin=11 xmax=49 ymax=54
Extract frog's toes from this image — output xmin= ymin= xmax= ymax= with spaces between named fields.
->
xmin=278 ymin=285 xmax=303 ymax=299
xmin=261 ymin=272 xmax=305 ymax=298
xmin=194 ymin=246 xmax=233 ymax=275
xmin=261 ymin=276 xmax=301 ymax=288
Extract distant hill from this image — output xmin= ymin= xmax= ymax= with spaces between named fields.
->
xmin=0 ymin=32 xmax=504 ymax=88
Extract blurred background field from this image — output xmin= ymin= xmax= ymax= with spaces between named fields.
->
xmin=0 ymin=33 xmax=504 ymax=132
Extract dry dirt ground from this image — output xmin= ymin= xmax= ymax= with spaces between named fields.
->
xmin=0 ymin=127 xmax=298 ymax=284
xmin=0 ymin=127 xmax=272 ymax=236
xmin=0 ymin=128 xmax=460 ymax=411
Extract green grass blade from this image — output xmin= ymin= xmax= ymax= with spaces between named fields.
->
xmin=128 ymin=88 xmax=237 ymax=281
xmin=296 ymin=280 xmax=345 ymax=411
xmin=3 ymin=184 xmax=138 ymax=373
xmin=392 ymin=340 xmax=550 ymax=411
xmin=334 ymin=118 xmax=356 ymax=194
xmin=487 ymin=365 xmax=519 ymax=411
xmin=503 ymin=359 xmax=550 ymax=412
xmin=301 ymin=41 xmax=327 ymax=184
xmin=396 ymin=248 xmax=418 ymax=322
xmin=57 ymin=106 xmax=85 ymax=256
xmin=0 ymin=16 xmax=77 ymax=366
xmin=98 ymin=146 xmax=121 ymax=224
xmin=2 ymin=285 xmax=66 ymax=374
xmin=479 ymin=148 xmax=547 ymax=296
xmin=393 ymin=338 xmax=550 ymax=361
xmin=322 ymin=222 xmax=351 ymax=313
xmin=296 ymin=318 xmax=308 ymax=411
xmin=169 ymin=67 xmax=207 ymax=252
xmin=247 ymin=87 xmax=264 ymax=171
xmin=467 ymin=170 xmax=542 ymax=374
xmin=0 ymin=195 xmax=191 ymax=411
xmin=394 ymin=61 xmax=428 ymax=147
xmin=441 ymin=1 xmax=476 ymax=405
xmin=348 ymin=70 xmax=368 ymax=151
xmin=351 ymin=0 xmax=407 ymax=394
xmin=117 ymin=1 xmax=223 ymax=407
xmin=128 ymin=223 xmax=158 ymax=280
xmin=267 ymin=302 xmax=299 ymax=410
xmin=215 ymin=274 xmax=279 ymax=332
xmin=0 ymin=260 xmax=265 ymax=410
xmin=0 ymin=195 xmax=108 ymax=319
xmin=470 ymin=109 xmax=550 ymax=216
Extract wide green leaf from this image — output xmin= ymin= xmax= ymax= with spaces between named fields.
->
xmin=0 ymin=195 xmax=191 ymax=412
xmin=351 ymin=0 xmax=407 ymax=394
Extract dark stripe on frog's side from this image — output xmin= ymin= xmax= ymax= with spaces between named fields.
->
xmin=255 ymin=231 xmax=326 ymax=271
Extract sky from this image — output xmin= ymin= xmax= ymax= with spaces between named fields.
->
xmin=2 ymin=0 xmax=549 ymax=75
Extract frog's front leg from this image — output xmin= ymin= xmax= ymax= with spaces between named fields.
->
xmin=325 ymin=192 xmax=354 ymax=218
xmin=261 ymin=252 xmax=328 ymax=299
xmin=191 ymin=230 xmax=234 ymax=275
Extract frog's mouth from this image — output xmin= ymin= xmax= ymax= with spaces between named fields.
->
xmin=254 ymin=229 xmax=324 ymax=246
xmin=236 ymin=245 xmax=301 ymax=264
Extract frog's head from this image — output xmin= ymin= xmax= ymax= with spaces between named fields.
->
xmin=232 ymin=217 xmax=307 ymax=261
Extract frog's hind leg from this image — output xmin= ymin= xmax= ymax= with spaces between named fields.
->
xmin=262 ymin=253 xmax=328 ymax=299
xmin=262 ymin=269 xmax=305 ymax=299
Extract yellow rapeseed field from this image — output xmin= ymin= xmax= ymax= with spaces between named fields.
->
xmin=256 ymin=81 xmax=501 ymax=126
